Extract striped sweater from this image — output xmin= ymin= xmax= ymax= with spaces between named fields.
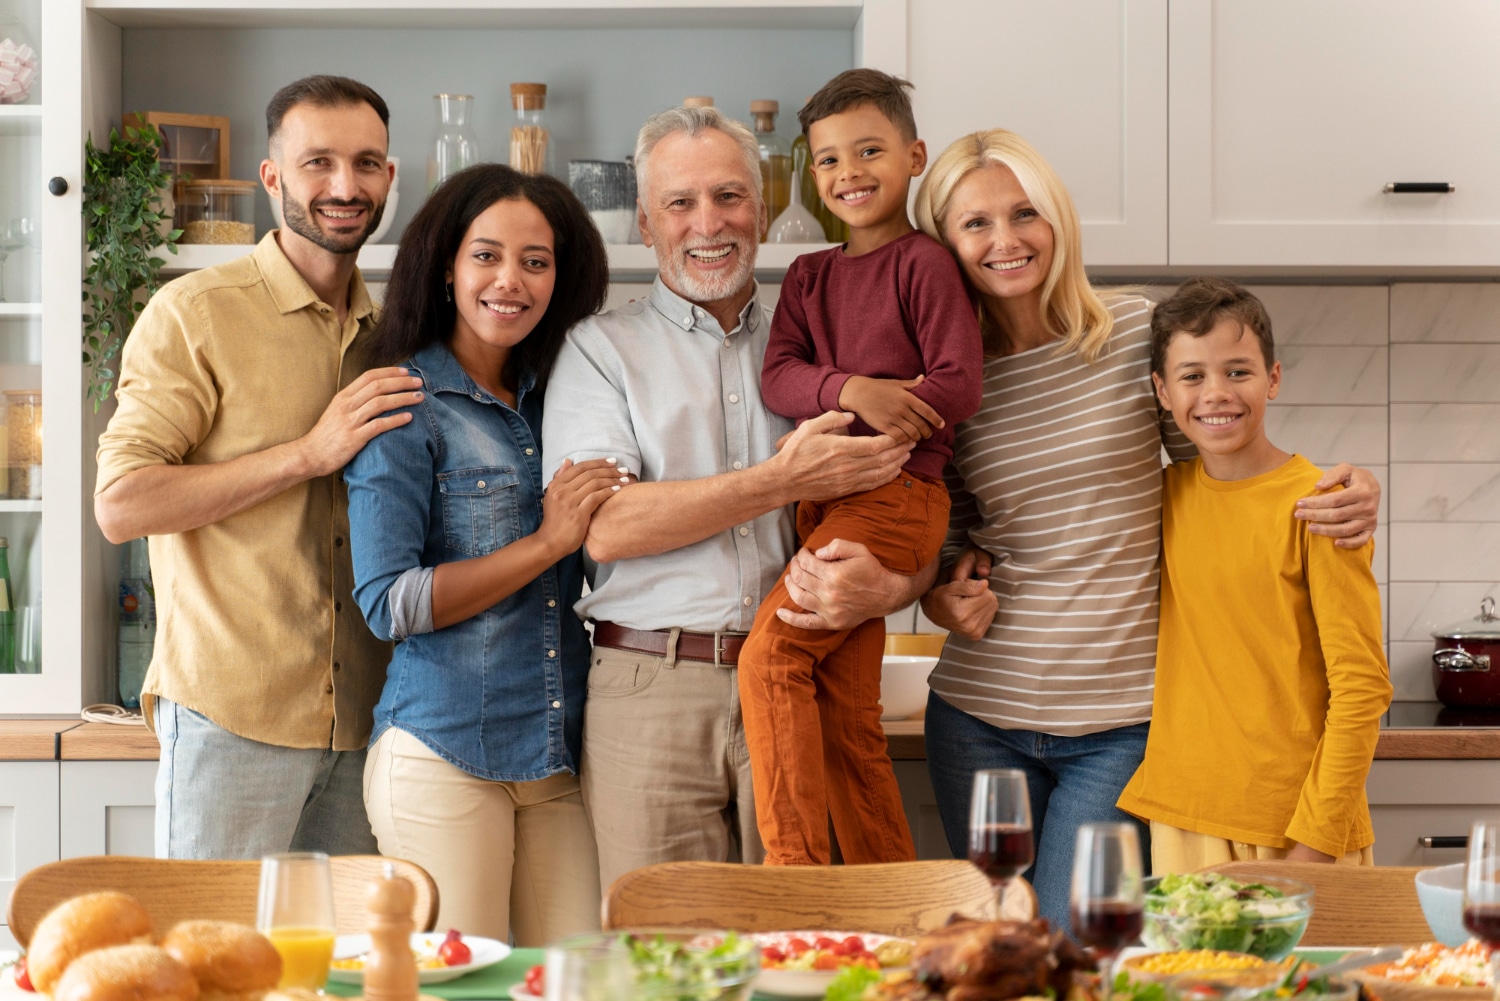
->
xmin=930 ymin=295 xmax=1194 ymax=736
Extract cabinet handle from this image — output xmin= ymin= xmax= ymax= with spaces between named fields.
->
xmin=48 ymin=176 xmax=68 ymax=196
xmin=1384 ymin=182 xmax=1455 ymax=194
xmin=1420 ymin=836 xmax=1470 ymax=849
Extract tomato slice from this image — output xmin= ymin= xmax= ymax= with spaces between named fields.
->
xmin=14 ymin=957 xmax=34 ymax=992
xmin=812 ymin=952 xmax=842 ymax=971
xmin=814 ymin=936 xmax=839 ymax=951
xmin=786 ymin=938 xmax=812 ymax=956
xmin=523 ymin=963 xmax=545 ymax=996
xmin=438 ymin=939 xmax=472 ymax=967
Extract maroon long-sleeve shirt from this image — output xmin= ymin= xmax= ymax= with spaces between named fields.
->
xmin=761 ymin=229 xmax=984 ymax=480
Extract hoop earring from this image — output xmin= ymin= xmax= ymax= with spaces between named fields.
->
xmin=444 ymin=281 xmax=453 ymax=302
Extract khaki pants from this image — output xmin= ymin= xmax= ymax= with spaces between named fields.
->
xmin=1150 ymin=820 xmax=1374 ymax=874
xmin=363 ymin=727 xmax=600 ymax=946
xmin=582 ymin=643 xmax=762 ymax=893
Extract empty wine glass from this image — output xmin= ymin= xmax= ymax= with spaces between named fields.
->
xmin=257 ymin=852 xmax=337 ymax=991
xmin=968 ymin=768 xmax=1034 ymax=917
xmin=0 ymin=218 xmax=30 ymax=304
xmin=1070 ymin=823 xmax=1144 ymax=1000
xmin=1464 ymin=820 xmax=1500 ymax=1001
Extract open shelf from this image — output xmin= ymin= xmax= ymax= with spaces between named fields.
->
xmin=0 ymin=304 xmax=41 ymax=317
xmin=0 ymin=105 xmax=42 ymax=137
xmin=0 ymin=500 xmax=43 ymax=513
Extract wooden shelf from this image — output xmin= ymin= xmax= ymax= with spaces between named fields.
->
xmin=87 ymin=1 xmax=864 ymax=30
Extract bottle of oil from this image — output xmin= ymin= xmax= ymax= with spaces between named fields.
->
xmin=750 ymin=101 xmax=791 ymax=238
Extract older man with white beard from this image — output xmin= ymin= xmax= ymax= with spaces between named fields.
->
xmin=541 ymin=105 xmax=912 ymax=887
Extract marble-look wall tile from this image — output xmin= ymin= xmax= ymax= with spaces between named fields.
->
xmin=1276 ymin=346 xmax=1388 ymax=405
xmin=1373 ymin=524 xmax=1389 ymax=586
xmin=1388 ymin=640 xmax=1439 ymax=701
xmin=1389 ymin=582 xmax=1500 ymax=642
xmin=1392 ymin=345 xmax=1500 ymax=403
xmin=1390 ymin=523 xmax=1500 ymax=582
xmin=1249 ymin=285 xmax=1389 ymax=346
xmin=1391 ymin=405 xmax=1500 ymax=462
xmin=1265 ymin=406 xmax=1387 ymax=465
xmin=1392 ymin=283 xmax=1500 ymax=343
xmin=1390 ymin=464 xmax=1500 ymax=522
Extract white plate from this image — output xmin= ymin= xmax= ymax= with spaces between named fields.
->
xmin=327 ymin=932 xmax=511 ymax=985
xmin=749 ymin=931 xmax=902 ymax=999
xmin=508 ymin=987 xmax=542 ymax=1001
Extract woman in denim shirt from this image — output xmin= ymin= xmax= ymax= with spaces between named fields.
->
xmin=345 ymin=164 xmax=617 ymax=944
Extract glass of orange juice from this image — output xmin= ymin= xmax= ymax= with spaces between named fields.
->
xmin=257 ymin=852 xmax=337 ymax=991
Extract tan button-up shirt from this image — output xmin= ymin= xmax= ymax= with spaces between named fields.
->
xmin=96 ymin=233 xmax=391 ymax=750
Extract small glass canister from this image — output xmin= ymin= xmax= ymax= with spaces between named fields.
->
xmin=509 ymin=83 xmax=551 ymax=176
xmin=176 ymin=179 xmax=258 ymax=244
xmin=0 ymin=15 xmax=40 ymax=105
xmin=6 ymin=389 xmax=40 ymax=500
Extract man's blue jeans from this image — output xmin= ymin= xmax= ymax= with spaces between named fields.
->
xmin=924 ymin=690 xmax=1150 ymax=935
xmin=154 ymin=698 xmax=377 ymax=859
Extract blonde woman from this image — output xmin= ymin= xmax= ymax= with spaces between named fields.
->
xmin=779 ymin=129 xmax=1380 ymax=931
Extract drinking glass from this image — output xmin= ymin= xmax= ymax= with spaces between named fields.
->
xmin=1464 ymin=820 xmax=1500 ymax=1000
xmin=257 ymin=852 xmax=337 ymax=991
xmin=1070 ymin=823 xmax=1144 ymax=1001
xmin=0 ymin=219 xmax=29 ymax=303
xmin=968 ymin=768 xmax=1034 ymax=916
xmin=542 ymin=934 xmax=633 ymax=1001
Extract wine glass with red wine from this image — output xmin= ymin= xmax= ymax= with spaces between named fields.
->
xmin=968 ymin=769 xmax=1034 ymax=915
xmin=1463 ymin=820 xmax=1500 ymax=1000
xmin=1070 ymin=823 xmax=1144 ymax=1000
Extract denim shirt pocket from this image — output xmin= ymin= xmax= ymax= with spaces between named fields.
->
xmin=438 ymin=466 xmax=523 ymax=557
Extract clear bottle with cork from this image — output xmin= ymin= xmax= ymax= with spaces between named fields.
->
xmin=117 ymin=537 xmax=155 ymax=707
xmin=750 ymin=101 xmax=791 ymax=237
xmin=509 ymin=83 xmax=551 ymax=176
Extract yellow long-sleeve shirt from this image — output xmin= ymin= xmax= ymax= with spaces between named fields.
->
xmin=1118 ymin=455 xmax=1392 ymax=859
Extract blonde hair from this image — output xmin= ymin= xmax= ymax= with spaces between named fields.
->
xmin=914 ymin=129 xmax=1114 ymax=363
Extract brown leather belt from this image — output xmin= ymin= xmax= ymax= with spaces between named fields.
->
xmin=593 ymin=621 xmax=747 ymax=666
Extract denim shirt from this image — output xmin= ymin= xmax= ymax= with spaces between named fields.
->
xmin=344 ymin=342 xmax=588 ymax=782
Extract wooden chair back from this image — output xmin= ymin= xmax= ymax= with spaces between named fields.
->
xmin=6 ymin=855 xmax=439 ymax=947
xmin=1200 ymin=860 xmax=1433 ymax=946
xmin=602 ymin=860 xmax=1033 ymax=936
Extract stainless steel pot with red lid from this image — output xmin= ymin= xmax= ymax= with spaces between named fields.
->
xmin=1432 ymin=597 xmax=1500 ymax=708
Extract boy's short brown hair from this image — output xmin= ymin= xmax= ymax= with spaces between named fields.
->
xmin=1150 ymin=277 xmax=1275 ymax=375
xmin=797 ymin=68 xmax=917 ymax=142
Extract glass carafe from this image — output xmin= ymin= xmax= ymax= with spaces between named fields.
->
xmin=791 ymin=133 xmax=848 ymax=244
xmin=768 ymin=143 xmax=824 ymax=243
xmin=428 ymin=94 xmax=479 ymax=192
xmin=751 ymin=101 xmax=791 ymax=240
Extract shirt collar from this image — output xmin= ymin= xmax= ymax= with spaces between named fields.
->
xmin=648 ymin=275 xmax=762 ymax=335
xmin=409 ymin=341 xmax=537 ymax=402
xmin=253 ymin=230 xmax=375 ymax=322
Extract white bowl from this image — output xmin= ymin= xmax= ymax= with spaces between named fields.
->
xmin=1415 ymin=862 xmax=1468 ymax=947
xmin=881 ymin=655 xmax=938 ymax=720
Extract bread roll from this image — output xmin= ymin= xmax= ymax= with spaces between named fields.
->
xmin=161 ymin=921 xmax=282 ymax=1001
xmin=52 ymin=944 xmax=198 ymax=1001
xmin=27 ymin=891 xmax=155 ymax=994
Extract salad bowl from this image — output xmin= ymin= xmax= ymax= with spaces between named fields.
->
xmin=1142 ymin=873 xmax=1314 ymax=960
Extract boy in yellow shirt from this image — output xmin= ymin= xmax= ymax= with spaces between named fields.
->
xmin=1117 ymin=277 xmax=1392 ymax=872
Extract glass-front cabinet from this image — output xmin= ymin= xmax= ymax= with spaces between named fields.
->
xmin=0 ymin=0 xmax=93 ymax=712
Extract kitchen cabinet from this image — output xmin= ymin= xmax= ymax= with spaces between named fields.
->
xmin=1169 ymin=0 xmax=1500 ymax=267
xmin=58 ymin=760 xmax=155 ymax=859
xmin=907 ymin=0 xmax=1167 ymax=266
xmin=1367 ymin=759 xmax=1500 ymax=866
xmin=0 ymin=761 xmax=59 ymax=947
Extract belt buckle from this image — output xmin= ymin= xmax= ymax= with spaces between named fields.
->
xmin=713 ymin=632 xmax=727 ymax=668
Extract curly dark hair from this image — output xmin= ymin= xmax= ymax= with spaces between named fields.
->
xmin=367 ymin=163 xmax=609 ymax=391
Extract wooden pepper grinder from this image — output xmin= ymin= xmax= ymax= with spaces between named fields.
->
xmin=361 ymin=863 xmax=421 ymax=1001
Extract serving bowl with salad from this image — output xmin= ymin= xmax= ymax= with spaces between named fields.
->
xmin=1142 ymin=874 xmax=1314 ymax=960
xmin=535 ymin=929 xmax=759 ymax=1001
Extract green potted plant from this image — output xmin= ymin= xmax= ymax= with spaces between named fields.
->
xmin=82 ymin=122 xmax=182 ymax=410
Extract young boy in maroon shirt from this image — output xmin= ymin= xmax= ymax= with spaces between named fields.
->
xmin=740 ymin=69 xmax=983 ymax=865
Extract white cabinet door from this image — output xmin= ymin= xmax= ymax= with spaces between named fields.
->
xmin=908 ymin=0 xmax=1167 ymax=265
xmin=58 ymin=761 xmax=156 ymax=859
xmin=1367 ymin=759 xmax=1500 ymax=866
xmin=1170 ymin=0 xmax=1500 ymax=267
xmin=0 ymin=761 xmax=58 ymax=935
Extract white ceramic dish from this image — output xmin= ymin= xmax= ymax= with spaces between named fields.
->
xmin=328 ymin=932 xmax=510 ymax=985
xmin=749 ymin=931 xmax=901 ymax=998
xmin=881 ymin=655 xmax=938 ymax=720
xmin=1415 ymin=862 xmax=1468 ymax=947
xmin=508 ymin=987 xmax=542 ymax=1001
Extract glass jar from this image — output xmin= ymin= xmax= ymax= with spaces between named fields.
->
xmin=428 ymin=94 xmax=479 ymax=191
xmin=750 ymin=101 xmax=792 ymax=239
xmin=509 ymin=83 xmax=551 ymax=176
xmin=6 ymin=389 xmax=40 ymax=500
xmin=176 ymin=180 xmax=257 ymax=244
xmin=0 ymin=15 xmax=39 ymax=105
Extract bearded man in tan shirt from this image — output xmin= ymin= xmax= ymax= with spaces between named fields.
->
xmin=95 ymin=75 xmax=423 ymax=859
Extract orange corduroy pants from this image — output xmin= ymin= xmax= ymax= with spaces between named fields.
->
xmin=739 ymin=471 xmax=948 ymax=865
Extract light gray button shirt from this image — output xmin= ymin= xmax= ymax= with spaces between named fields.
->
xmin=542 ymin=277 xmax=796 ymax=633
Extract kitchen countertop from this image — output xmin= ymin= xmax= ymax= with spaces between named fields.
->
xmin=8 ymin=702 xmax=1500 ymax=761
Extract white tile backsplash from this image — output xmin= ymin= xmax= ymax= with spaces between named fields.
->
xmin=1390 ymin=523 xmax=1500 ymax=583
xmin=1264 ymin=405 xmax=1388 ymax=464
xmin=1388 ymin=640 xmax=1439 ymax=701
xmin=1250 ymin=285 xmax=1389 ymax=346
xmin=1389 ymin=582 xmax=1500 ymax=642
xmin=1392 ymin=344 xmax=1500 ymax=403
xmin=1392 ymin=404 xmax=1500 ymax=462
xmin=1276 ymin=346 xmax=1388 ymax=405
xmin=1392 ymin=283 xmax=1500 ymax=343
xmin=1390 ymin=463 xmax=1500 ymax=522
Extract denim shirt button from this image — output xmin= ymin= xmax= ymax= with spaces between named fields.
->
xmin=548 ymin=649 xmax=557 ymax=658
xmin=552 ymin=700 xmax=561 ymax=709
xmin=547 ymin=599 xmax=557 ymax=608
xmin=472 ymin=392 xmax=483 ymax=401
xmin=525 ymin=448 xmax=534 ymax=456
